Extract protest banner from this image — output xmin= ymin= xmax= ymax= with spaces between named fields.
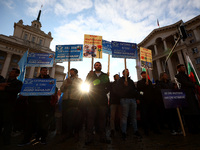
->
xmin=55 ymin=45 xmax=83 ymax=62
xmin=111 ymin=41 xmax=137 ymax=81
xmin=84 ymin=34 xmax=102 ymax=70
xmin=20 ymin=78 xmax=56 ymax=96
xmin=27 ymin=53 xmax=54 ymax=67
xmin=161 ymin=89 xmax=187 ymax=136
xmin=102 ymin=40 xmax=112 ymax=75
xmin=140 ymin=47 xmax=153 ymax=83
xmin=140 ymin=47 xmax=152 ymax=69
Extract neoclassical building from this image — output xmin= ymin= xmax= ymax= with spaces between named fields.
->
xmin=137 ymin=15 xmax=200 ymax=82
xmin=0 ymin=10 xmax=66 ymax=88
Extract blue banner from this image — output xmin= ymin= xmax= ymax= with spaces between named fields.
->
xmin=161 ymin=89 xmax=187 ymax=109
xmin=27 ymin=53 xmax=54 ymax=67
xmin=20 ymin=78 xmax=56 ymax=96
xmin=111 ymin=41 xmax=137 ymax=59
xmin=55 ymin=45 xmax=83 ymax=62
xmin=102 ymin=40 xmax=112 ymax=55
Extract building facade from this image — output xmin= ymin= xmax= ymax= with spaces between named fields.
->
xmin=137 ymin=15 xmax=200 ymax=82
xmin=0 ymin=10 xmax=66 ymax=88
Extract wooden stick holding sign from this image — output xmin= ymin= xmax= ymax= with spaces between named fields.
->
xmin=124 ymin=58 xmax=127 ymax=81
xmin=68 ymin=61 xmax=71 ymax=79
xmin=177 ymin=107 xmax=186 ymax=136
xmin=174 ymin=78 xmax=186 ymax=136
xmin=146 ymin=67 xmax=149 ymax=84
xmin=107 ymin=54 xmax=110 ymax=76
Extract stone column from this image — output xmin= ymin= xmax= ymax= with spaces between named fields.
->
xmin=156 ymin=59 xmax=162 ymax=78
xmin=163 ymin=39 xmax=168 ymax=51
xmin=50 ymin=63 xmax=56 ymax=78
xmin=167 ymin=57 xmax=175 ymax=81
xmin=177 ymin=51 xmax=184 ymax=64
xmin=28 ymin=67 xmax=35 ymax=78
xmin=154 ymin=44 xmax=158 ymax=55
xmin=1 ymin=52 xmax=12 ymax=78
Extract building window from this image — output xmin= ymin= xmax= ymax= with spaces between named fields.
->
xmin=196 ymin=57 xmax=200 ymax=64
xmin=32 ymin=36 xmax=35 ymax=43
xmin=188 ymin=32 xmax=193 ymax=37
xmin=39 ymin=39 xmax=42 ymax=45
xmin=24 ymin=33 xmax=28 ymax=40
xmin=192 ymin=47 xmax=198 ymax=54
xmin=190 ymin=39 xmax=195 ymax=43
xmin=0 ymin=56 xmax=5 ymax=60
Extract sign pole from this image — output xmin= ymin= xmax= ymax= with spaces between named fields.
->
xmin=176 ymin=107 xmax=186 ymax=136
xmin=146 ymin=67 xmax=148 ymax=84
xmin=108 ymin=54 xmax=110 ymax=76
xmin=91 ymin=38 xmax=94 ymax=71
xmin=124 ymin=58 xmax=127 ymax=81
xmin=68 ymin=61 xmax=70 ymax=79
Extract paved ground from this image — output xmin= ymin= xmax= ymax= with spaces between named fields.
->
xmin=1 ymin=127 xmax=200 ymax=150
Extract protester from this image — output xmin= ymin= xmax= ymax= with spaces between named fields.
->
xmin=115 ymin=69 xmax=141 ymax=140
xmin=60 ymin=68 xmax=83 ymax=142
xmin=85 ymin=62 xmax=111 ymax=145
xmin=0 ymin=68 xmax=23 ymax=145
xmin=137 ymin=71 xmax=160 ymax=136
xmin=156 ymin=72 xmax=180 ymax=135
xmin=18 ymin=67 xmax=56 ymax=146
xmin=109 ymin=74 xmax=121 ymax=137
xmin=175 ymin=64 xmax=200 ymax=134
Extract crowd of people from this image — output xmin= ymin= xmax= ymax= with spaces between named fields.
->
xmin=0 ymin=62 xmax=200 ymax=146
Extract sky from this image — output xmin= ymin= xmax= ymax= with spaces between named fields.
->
xmin=0 ymin=0 xmax=200 ymax=81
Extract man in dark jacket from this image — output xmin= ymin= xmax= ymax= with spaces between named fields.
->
xmin=116 ymin=69 xmax=141 ymax=140
xmin=0 ymin=68 xmax=22 ymax=145
xmin=175 ymin=64 xmax=200 ymax=134
xmin=85 ymin=62 xmax=110 ymax=145
xmin=19 ymin=67 xmax=54 ymax=146
xmin=137 ymin=71 xmax=160 ymax=135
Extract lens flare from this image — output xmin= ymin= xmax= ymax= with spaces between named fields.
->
xmin=80 ymin=82 xmax=90 ymax=93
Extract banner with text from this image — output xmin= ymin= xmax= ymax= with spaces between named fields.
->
xmin=161 ymin=89 xmax=187 ymax=109
xmin=102 ymin=40 xmax=112 ymax=55
xmin=27 ymin=53 xmax=54 ymax=67
xmin=140 ymin=47 xmax=152 ymax=69
xmin=84 ymin=34 xmax=102 ymax=58
xmin=111 ymin=41 xmax=137 ymax=59
xmin=55 ymin=45 xmax=83 ymax=62
xmin=20 ymin=78 xmax=56 ymax=96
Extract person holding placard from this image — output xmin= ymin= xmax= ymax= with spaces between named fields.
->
xmin=85 ymin=62 xmax=110 ymax=145
xmin=116 ymin=69 xmax=141 ymax=140
xmin=175 ymin=64 xmax=200 ymax=134
xmin=60 ymin=68 xmax=83 ymax=142
xmin=137 ymin=71 xmax=160 ymax=136
xmin=18 ymin=67 xmax=55 ymax=146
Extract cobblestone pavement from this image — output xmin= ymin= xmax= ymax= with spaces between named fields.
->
xmin=1 ymin=128 xmax=200 ymax=150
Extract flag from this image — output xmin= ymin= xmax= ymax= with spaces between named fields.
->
xmin=186 ymin=55 xmax=200 ymax=103
xmin=157 ymin=19 xmax=160 ymax=27
xmin=17 ymin=50 xmax=28 ymax=82
xmin=186 ymin=55 xmax=200 ymax=86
